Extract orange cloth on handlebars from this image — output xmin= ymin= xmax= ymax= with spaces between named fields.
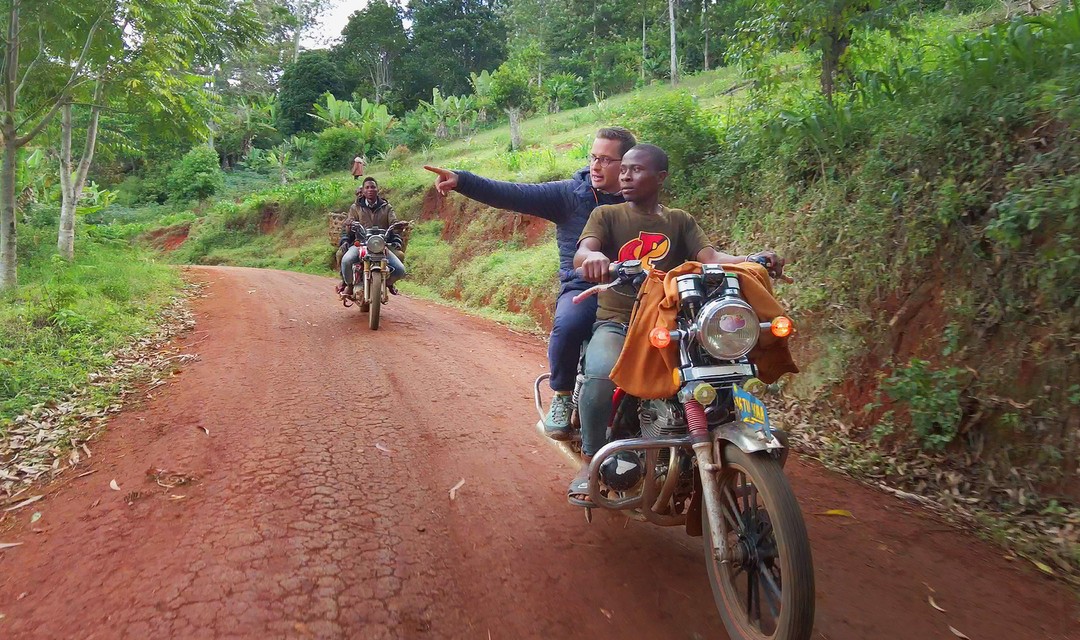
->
xmin=609 ymin=262 xmax=799 ymax=399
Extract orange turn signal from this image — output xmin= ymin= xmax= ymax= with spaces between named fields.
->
xmin=649 ymin=327 xmax=672 ymax=348
xmin=771 ymin=316 xmax=793 ymax=338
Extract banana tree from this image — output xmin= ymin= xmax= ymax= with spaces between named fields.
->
xmin=448 ymin=95 xmax=477 ymax=137
xmin=469 ymin=70 xmax=494 ymax=124
xmin=418 ymin=88 xmax=452 ymax=138
xmin=310 ymin=92 xmax=361 ymax=128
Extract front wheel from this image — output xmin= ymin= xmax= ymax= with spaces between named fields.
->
xmin=368 ymin=271 xmax=383 ymax=330
xmin=703 ymin=444 xmax=814 ymax=640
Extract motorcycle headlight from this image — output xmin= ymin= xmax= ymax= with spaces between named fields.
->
xmin=695 ymin=298 xmax=760 ymax=360
xmin=366 ymin=235 xmax=386 ymax=253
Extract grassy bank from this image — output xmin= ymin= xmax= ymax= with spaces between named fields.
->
xmin=1 ymin=222 xmax=181 ymax=430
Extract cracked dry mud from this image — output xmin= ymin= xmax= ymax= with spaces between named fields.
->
xmin=0 ymin=266 xmax=1075 ymax=640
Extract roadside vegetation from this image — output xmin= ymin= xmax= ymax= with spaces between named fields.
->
xmin=1 ymin=0 xmax=1075 ymax=578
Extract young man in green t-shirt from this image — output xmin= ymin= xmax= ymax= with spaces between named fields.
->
xmin=568 ymin=143 xmax=785 ymax=503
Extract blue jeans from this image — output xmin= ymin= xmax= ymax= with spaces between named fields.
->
xmin=548 ymin=287 xmax=598 ymax=393
xmin=341 ymin=246 xmax=405 ymax=286
xmin=579 ymin=321 xmax=627 ymax=457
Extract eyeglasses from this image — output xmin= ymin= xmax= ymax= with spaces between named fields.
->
xmin=589 ymin=154 xmax=621 ymax=168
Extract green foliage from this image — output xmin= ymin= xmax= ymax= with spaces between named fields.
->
xmin=883 ymin=359 xmax=964 ymax=451
xmin=986 ymin=173 xmax=1080 ymax=308
xmin=277 ymin=50 xmax=347 ymax=134
xmin=490 ymin=63 xmax=533 ymax=111
xmin=310 ymin=93 xmax=362 ymax=129
xmin=542 ymin=73 xmax=586 ymax=113
xmin=622 ymin=91 xmax=721 ymax=197
xmin=313 ymin=127 xmax=370 ymax=173
xmin=166 ymin=146 xmax=224 ymax=202
xmin=399 ymin=0 xmax=507 ymax=109
xmin=1 ymin=227 xmax=180 ymax=424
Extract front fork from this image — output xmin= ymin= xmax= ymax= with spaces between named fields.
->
xmin=694 ymin=439 xmax=729 ymax=565
xmin=686 ymin=398 xmax=728 ymax=565
xmin=356 ymin=259 xmax=389 ymax=303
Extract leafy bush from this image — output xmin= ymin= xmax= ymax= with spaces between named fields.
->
xmin=622 ymin=91 xmax=720 ymax=196
xmin=166 ymin=146 xmax=224 ymax=202
xmin=883 ymin=359 xmax=965 ymax=451
xmin=313 ymin=126 xmax=369 ymax=173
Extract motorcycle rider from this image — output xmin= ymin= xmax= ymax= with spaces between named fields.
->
xmin=424 ymin=127 xmax=636 ymax=441
xmin=337 ymin=177 xmax=407 ymax=297
xmin=569 ymin=143 xmax=785 ymax=504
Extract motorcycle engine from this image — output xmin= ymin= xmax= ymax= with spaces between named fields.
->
xmin=638 ymin=399 xmax=687 ymax=439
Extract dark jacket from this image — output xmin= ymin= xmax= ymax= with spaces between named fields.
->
xmin=340 ymin=197 xmax=397 ymax=246
xmin=454 ymin=168 xmax=623 ymax=292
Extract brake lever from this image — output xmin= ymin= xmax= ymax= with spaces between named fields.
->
xmin=572 ymin=279 xmax=624 ymax=304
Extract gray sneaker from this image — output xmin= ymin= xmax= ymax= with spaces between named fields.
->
xmin=544 ymin=394 xmax=573 ymax=441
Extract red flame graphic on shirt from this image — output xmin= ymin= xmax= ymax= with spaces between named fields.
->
xmin=618 ymin=232 xmax=670 ymax=270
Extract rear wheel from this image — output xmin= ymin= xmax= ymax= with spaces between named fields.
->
xmin=368 ymin=271 xmax=382 ymax=330
xmin=703 ymin=444 xmax=814 ymax=640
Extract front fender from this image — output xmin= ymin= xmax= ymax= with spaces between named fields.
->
xmin=713 ymin=420 xmax=786 ymax=457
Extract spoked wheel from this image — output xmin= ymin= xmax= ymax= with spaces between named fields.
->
xmin=703 ymin=444 xmax=814 ymax=640
xmin=368 ymin=272 xmax=382 ymax=330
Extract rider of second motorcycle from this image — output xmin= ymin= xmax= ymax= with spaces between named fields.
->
xmin=424 ymin=127 xmax=636 ymax=441
xmin=570 ymin=143 xmax=785 ymax=503
xmin=337 ymin=177 xmax=407 ymax=296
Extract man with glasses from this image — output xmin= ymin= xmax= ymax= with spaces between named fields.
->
xmin=424 ymin=127 xmax=636 ymax=440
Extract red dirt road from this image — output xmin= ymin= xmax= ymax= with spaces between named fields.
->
xmin=0 ymin=266 xmax=1076 ymax=639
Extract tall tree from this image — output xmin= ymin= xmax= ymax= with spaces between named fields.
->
xmin=217 ymin=0 xmax=298 ymax=97
xmin=0 ymin=0 xmax=104 ymax=288
xmin=400 ymin=0 xmax=507 ymax=109
xmin=277 ymin=49 xmax=347 ymax=134
xmin=737 ymin=0 xmax=897 ymax=99
xmin=56 ymin=0 xmax=260 ymax=260
xmin=284 ymin=0 xmax=333 ymax=63
xmin=669 ymin=0 xmax=679 ymax=86
xmin=335 ymin=0 xmax=408 ymax=106
xmin=490 ymin=62 xmax=531 ymax=150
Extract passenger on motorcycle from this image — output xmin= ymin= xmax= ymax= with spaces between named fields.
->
xmin=569 ymin=143 xmax=786 ymax=503
xmin=338 ymin=177 xmax=407 ymax=296
xmin=424 ymin=127 xmax=637 ymax=441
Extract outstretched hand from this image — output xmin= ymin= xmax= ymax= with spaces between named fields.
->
xmin=423 ymin=165 xmax=458 ymax=196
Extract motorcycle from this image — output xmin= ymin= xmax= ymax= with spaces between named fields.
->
xmin=533 ymin=259 xmax=814 ymax=640
xmin=340 ymin=220 xmax=409 ymax=330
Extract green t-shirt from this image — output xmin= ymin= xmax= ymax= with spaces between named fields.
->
xmin=579 ymin=203 xmax=712 ymax=323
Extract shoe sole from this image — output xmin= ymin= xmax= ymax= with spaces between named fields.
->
xmin=545 ymin=428 xmax=572 ymax=442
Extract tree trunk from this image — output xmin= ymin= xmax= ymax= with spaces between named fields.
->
xmin=292 ymin=23 xmax=302 ymax=64
xmin=702 ymin=0 xmax=709 ymax=71
xmin=507 ymin=107 xmax=522 ymax=151
xmin=0 ymin=132 xmax=16 ymax=289
xmin=58 ymin=103 xmax=75 ymax=260
xmin=0 ymin=2 xmax=19 ymax=290
xmin=641 ymin=7 xmax=647 ymax=81
xmin=669 ymin=0 xmax=678 ymax=86
xmin=57 ymin=86 xmax=101 ymax=261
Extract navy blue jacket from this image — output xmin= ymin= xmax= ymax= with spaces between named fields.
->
xmin=455 ymin=168 xmax=624 ymax=292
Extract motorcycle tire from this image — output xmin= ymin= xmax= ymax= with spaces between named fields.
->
xmin=368 ymin=271 xmax=382 ymax=330
xmin=702 ymin=444 xmax=815 ymax=640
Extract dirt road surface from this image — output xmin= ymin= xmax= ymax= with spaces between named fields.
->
xmin=0 ymin=266 xmax=1076 ymax=639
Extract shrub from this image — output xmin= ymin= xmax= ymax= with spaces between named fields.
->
xmin=313 ymin=126 xmax=368 ymax=174
xmin=166 ymin=146 xmax=224 ymax=202
xmin=622 ymin=92 xmax=720 ymax=196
